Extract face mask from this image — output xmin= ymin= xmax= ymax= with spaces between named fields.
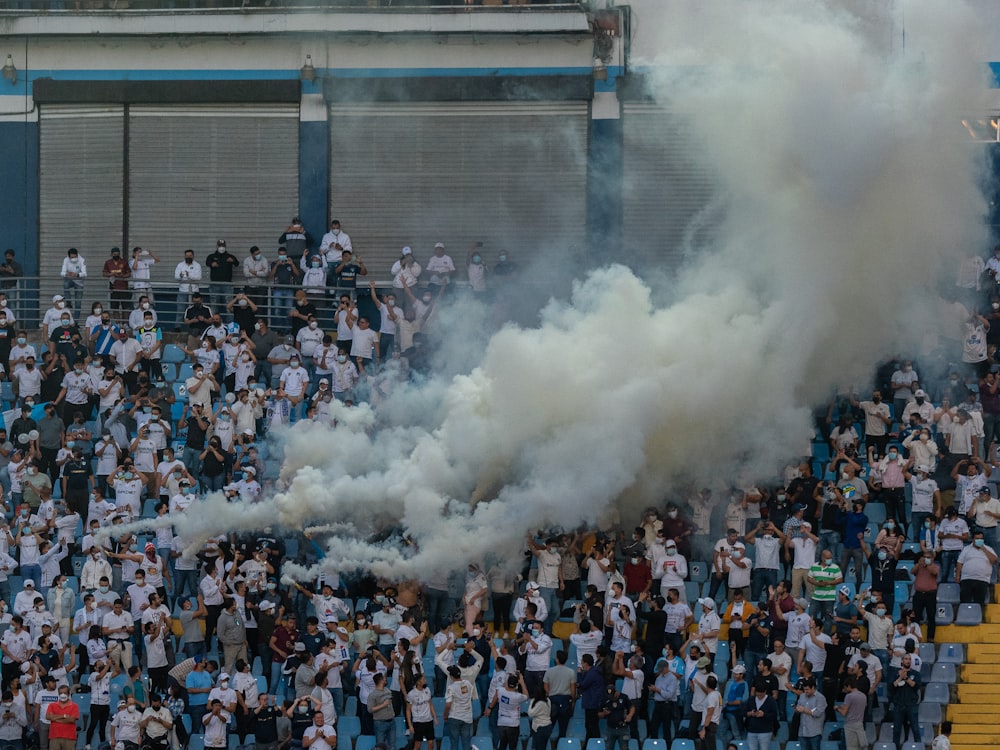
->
xmin=308 ymin=321 xmax=318 ymax=329
xmin=267 ymin=583 xmax=277 ymax=591
xmin=311 ymin=261 xmax=321 ymax=269
xmin=919 ymin=434 xmax=929 ymax=442
xmin=732 ymin=550 xmax=742 ymax=559
xmin=888 ymin=452 xmax=897 ymax=460
xmin=776 ymin=493 xmax=786 ymax=502
xmin=422 ymin=295 xmax=432 ymax=304
xmin=975 ymin=539 xmax=985 ymax=548
xmin=278 ymin=254 xmax=287 ymax=261
xmin=472 ymin=255 xmax=481 ymax=264
xmin=666 ymin=548 xmax=676 ymax=557
xmin=16 ymin=338 xmax=24 ymax=345
xmin=876 ymin=608 xmax=887 ymax=616
xmin=56 ymin=301 xmax=65 ymax=309
xmin=58 ymin=694 xmax=68 ymax=703
xmin=142 ymin=303 xmax=150 ymax=311
xmin=332 ymin=229 xmax=340 ymax=236
xmin=877 ymin=551 xmax=887 ymax=561
xmin=841 ymin=471 xmax=849 ymax=480
xmin=886 ymin=522 xmax=895 ymax=529
xmin=290 ymin=362 xmax=299 ymax=369
xmin=130 ymin=544 xmax=137 ymax=552
xmin=375 ymin=595 xmax=384 ymax=603
xmin=127 ymin=705 xmax=136 ymax=714
xmin=99 ymin=585 xmax=109 ymax=593
xmin=335 ymin=354 xmax=348 ymax=364
xmin=630 ymin=557 xmax=639 ymax=565
xmin=924 ymin=520 xmax=932 ymax=528
xmin=923 ymin=557 xmax=932 ymax=565
xmin=499 ymin=254 xmax=507 ymax=262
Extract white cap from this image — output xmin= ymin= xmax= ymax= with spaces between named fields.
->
xmin=434 ymin=242 xmax=445 ymax=249
xmin=259 ymin=600 xmax=275 ymax=611
xmin=526 ymin=581 xmax=539 ymax=590
xmin=218 ymin=673 xmax=230 ymax=682
xmin=697 ymin=597 xmax=715 ymax=610
xmin=401 ymin=246 xmax=412 ymax=256
xmin=23 ymin=579 xmax=34 ymax=587
xmin=243 ymin=465 xmax=256 ymax=475
xmin=52 ymin=294 xmax=64 ymax=302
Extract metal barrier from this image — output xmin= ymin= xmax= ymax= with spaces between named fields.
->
xmin=0 ymin=0 xmax=587 ymax=11
xmin=2 ymin=275 xmax=403 ymax=338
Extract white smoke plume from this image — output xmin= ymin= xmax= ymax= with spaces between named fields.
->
xmin=138 ymin=0 xmax=992 ymax=581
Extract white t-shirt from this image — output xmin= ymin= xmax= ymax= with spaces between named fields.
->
xmin=350 ymin=327 xmax=379 ymax=361
xmin=446 ymin=679 xmax=475 ymax=723
xmin=279 ymin=366 xmax=310 ymax=397
xmin=302 ymin=724 xmax=337 ymax=750
xmin=495 ymin=687 xmax=527 ymax=728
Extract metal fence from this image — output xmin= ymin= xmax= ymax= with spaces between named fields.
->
xmin=0 ymin=0 xmax=587 ymax=11
xmin=3 ymin=274 xmax=411 ymax=339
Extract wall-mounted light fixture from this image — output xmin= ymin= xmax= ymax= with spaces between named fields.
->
xmin=300 ymin=55 xmax=316 ymax=83
xmin=1 ymin=55 xmax=16 ymax=86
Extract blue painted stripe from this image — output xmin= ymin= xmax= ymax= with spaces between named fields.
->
xmin=989 ymin=62 xmax=1000 ymax=87
xmin=13 ymin=65 xmax=614 ymax=96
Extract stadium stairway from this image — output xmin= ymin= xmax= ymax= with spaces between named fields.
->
xmin=936 ymin=590 xmax=1000 ymax=750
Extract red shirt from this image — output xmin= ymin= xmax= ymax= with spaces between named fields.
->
xmin=46 ymin=700 xmax=79 ymax=739
xmin=271 ymin=625 xmax=299 ymax=663
xmin=622 ymin=561 xmax=652 ymax=595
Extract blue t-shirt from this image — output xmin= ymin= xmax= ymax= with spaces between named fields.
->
xmin=186 ymin=670 xmax=214 ymax=707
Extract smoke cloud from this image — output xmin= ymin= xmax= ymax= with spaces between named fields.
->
xmin=138 ymin=0 xmax=991 ymax=580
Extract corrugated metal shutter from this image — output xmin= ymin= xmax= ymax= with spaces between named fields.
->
xmin=329 ymin=102 xmax=588 ymax=274
xmin=127 ymin=105 xmax=299 ymax=274
xmin=622 ymin=104 xmax=717 ymax=269
xmin=39 ymin=105 xmax=125 ymax=302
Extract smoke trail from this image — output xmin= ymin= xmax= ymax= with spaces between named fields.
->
xmin=147 ymin=0 xmax=991 ymax=580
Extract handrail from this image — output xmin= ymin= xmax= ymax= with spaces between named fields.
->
xmin=0 ymin=275 xmax=410 ymax=338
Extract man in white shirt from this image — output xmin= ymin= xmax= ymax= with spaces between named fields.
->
xmin=518 ymin=621 xmax=552 ymax=697
xmin=202 ymin=700 xmax=232 ymax=749
xmin=175 ymin=249 xmax=203 ymax=306
xmin=349 ymin=317 xmax=379 ymax=376
xmin=278 ymin=355 xmax=311 ymax=421
xmin=302 ymin=711 xmax=337 ymax=749
xmin=425 ymin=242 xmax=455 ymax=287
xmin=319 ymin=220 xmax=352 ymax=264
xmin=526 ymin=534 xmax=563 ymax=634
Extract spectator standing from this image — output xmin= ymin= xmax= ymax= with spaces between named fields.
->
xmin=956 ymin=530 xmax=997 ymax=605
xmin=174 ymin=250 xmax=203 ymax=330
xmin=319 ymin=219 xmax=352 ymax=267
xmin=0 ymin=250 xmax=23 ymax=315
xmin=205 ymin=239 xmax=240 ymax=309
xmin=242 ymin=245 xmax=270 ymax=306
xmin=129 ymin=247 xmax=159 ymax=303
xmin=59 ymin=248 xmax=87 ymax=313
xmin=45 ymin=685 xmax=79 ymax=750
xmin=103 ymin=246 xmax=131 ymax=324
xmin=269 ymin=248 xmax=301 ymax=328
xmin=425 ymin=242 xmax=455 ymax=288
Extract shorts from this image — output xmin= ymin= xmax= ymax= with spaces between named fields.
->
xmin=413 ymin=721 xmax=436 ymax=741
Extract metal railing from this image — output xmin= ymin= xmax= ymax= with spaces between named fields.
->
xmin=2 ymin=275 xmax=408 ymax=339
xmin=0 ymin=0 xmax=588 ymax=11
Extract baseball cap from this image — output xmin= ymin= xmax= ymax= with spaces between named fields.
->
xmin=294 ymin=642 xmax=307 ymax=652
xmin=526 ymin=581 xmax=539 ymax=591
xmin=915 ymin=389 xmax=927 ymax=397
xmin=259 ymin=600 xmax=275 ymax=611
xmin=434 ymin=242 xmax=445 ymax=249
xmin=52 ymin=294 xmax=63 ymax=302
xmin=697 ymin=598 xmax=715 ymax=610
xmin=23 ymin=579 xmax=33 ymax=588
xmin=732 ymin=664 xmax=746 ymax=674
xmin=838 ymin=585 xmax=851 ymax=597
xmin=695 ymin=656 xmax=711 ymax=668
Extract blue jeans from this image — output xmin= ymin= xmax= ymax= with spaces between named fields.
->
xmin=605 ymin=725 xmax=630 ymax=750
xmin=800 ymin=735 xmax=821 ymax=750
xmin=940 ymin=549 xmax=960 ymax=583
xmin=189 ymin=703 xmax=207 ymax=734
xmin=539 ymin=586 xmax=560 ymax=633
xmin=270 ymin=661 xmax=288 ymax=701
xmin=531 ymin=723 xmax=552 ymax=750
xmin=182 ymin=447 xmax=203 ymax=486
xmin=446 ymin=718 xmax=473 ymax=750
xmin=892 ymin=704 xmax=921 ymax=745
xmin=202 ymin=472 xmax=226 ymax=492
xmin=175 ymin=569 xmax=199 ymax=599
xmin=20 ymin=563 xmax=40 ymax=590
xmin=747 ymin=731 xmax=773 ymax=750
xmin=809 ymin=599 xmax=834 ymax=624
xmin=751 ymin=568 xmax=778 ymax=603
xmin=183 ymin=641 xmax=206 ymax=659
xmin=375 ymin=718 xmax=397 ymax=750
xmin=272 ymin=289 xmax=294 ymax=329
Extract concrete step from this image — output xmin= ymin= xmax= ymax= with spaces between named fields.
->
xmin=966 ymin=643 xmax=1000 ymax=662
xmin=948 ymin=735 xmax=1000 ymax=745
xmin=961 ymin=663 xmax=1000 ymax=681
xmin=933 ymin=624 xmax=1000 ymax=642
xmin=984 ymin=604 xmax=1000 ymax=623
xmin=955 ymin=684 xmax=995 ymax=701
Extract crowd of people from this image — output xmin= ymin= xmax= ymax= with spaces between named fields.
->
xmin=0 ymin=234 xmax=988 ymax=750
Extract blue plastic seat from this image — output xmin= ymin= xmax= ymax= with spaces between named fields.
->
xmin=934 ymin=603 xmax=954 ymax=625
xmin=558 ymin=740 xmax=583 ymax=750
xmin=163 ymin=343 xmax=187 ymax=364
xmin=922 ymin=682 xmax=949 ymax=704
xmin=689 ymin=561 xmax=708 ymax=583
xmin=937 ymin=643 xmax=964 ymax=664
xmin=356 ymin=737 xmax=377 ymax=750
xmin=955 ymin=603 xmax=983 ymax=625
xmin=936 ymin=583 xmax=960 ymax=604
xmin=917 ymin=702 xmax=941 ymax=725
xmin=587 ymin=740 xmax=606 ymax=750
xmin=338 ymin=716 xmax=361 ymax=742
xmin=918 ymin=642 xmax=936 ymax=664
xmin=666 ymin=741 xmax=690 ymax=750
xmin=873 ymin=743 xmax=896 ymax=750
xmin=929 ymin=663 xmax=956 ymax=684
